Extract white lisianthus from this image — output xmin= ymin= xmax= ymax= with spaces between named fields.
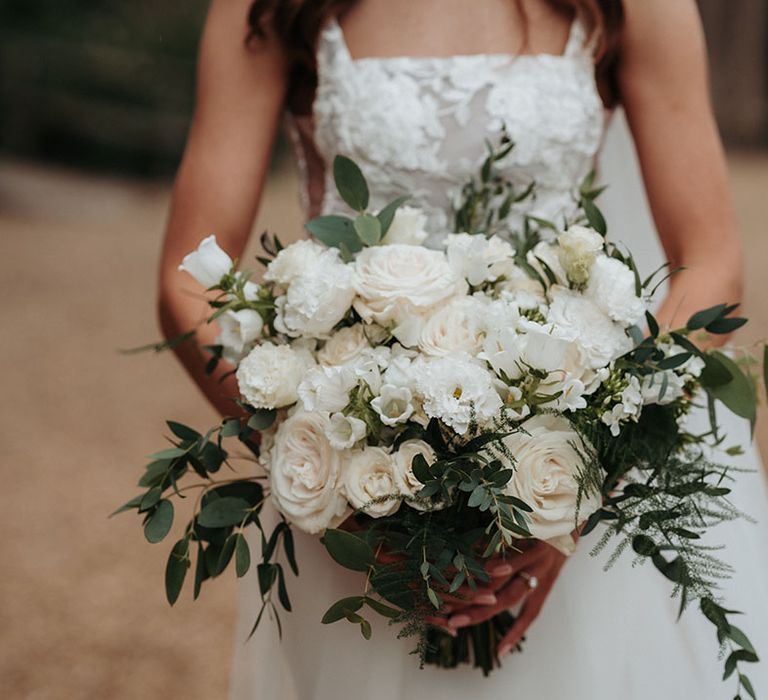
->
xmin=327 ymin=412 xmax=368 ymax=449
xmin=380 ymin=205 xmax=429 ymax=246
xmin=418 ymin=296 xmax=486 ymax=357
xmin=353 ymin=244 xmax=466 ymax=346
xmin=268 ymin=411 xmax=350 ymax=533
xmin=501 ymin=414 xmax=601 ymax=555
xmin=547 ymin=286 xmax=633 ymax=369
xmin=298 ymin=365 xmax=357 ymax=413
xmin=236 ymin=343 xmax=314 ymax=409
xmin=392 ymin=440 xmax=444 ymax=509
xmin=264 ymin=239 xmax=327 ymax=287
xmin=414 ymin=354 xmax=503 ymax=434
xmin=557 ymin=225 xmax=604 ymax=285
xmin=370 ymin=384 xmax=415 ymax=426
xmin=178 ymin=235 xmax=232 ymax=288
xmin=274 ymin=251 xmax=355 ymax=338
xmin=216 ymin=308 xmax=263 ymax=363
xmin=318 ymin=324 xmax=370 ymax=366
xmin=343 ymin=447 xmax=401 ymax=517
xmin=585 ymin=256 xmax=646 ymax=326
xmin=444 ymin=233 xmax=516 ymax=286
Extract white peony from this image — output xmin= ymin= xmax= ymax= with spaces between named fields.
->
xmin=418 ymin=296 xmax=486 ymax=357
xmin=343 ymin=447 xmax=401 ymax=517
xmin=557 ymin=225 xmax=604 ymax=285
xmin=414 ymin=354 xmax=503 ymax=434
xmin=444 ymin=233 xmax=516 ymax=286
xmin=370 ymin=384 xmax=415 ymax=426
xmin=268 ymin=411 xmax=350 ymax=533
xmin=585 ymin=256 xmax=646 ymax=326
xmin=318 ymin=324 xmax=371 ymax=366
xmin=236 ymin=343 xmax=314 ymax=409
xmin=298 ymin=364 xmax=357 ymax=413
xmin=327 ymin=412 xmax=368 ymax=450
xmin=380 ymin=205 xmax=429 ymax=246
xmin=353 ymin=244 xmax=467 ymax=346
xmin=178 ymin=235 xmax=233 ymax=288
xmin=501 ymin=414 xmax=601 ymax=555
xmin=216 ymin=308 xmax=263 ymax=363
xmin=264 ymin=239 xmax=327 ymax=287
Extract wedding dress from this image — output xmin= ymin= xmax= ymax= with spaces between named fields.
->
xmin=230 ymin=16 xmax=768 ymax=699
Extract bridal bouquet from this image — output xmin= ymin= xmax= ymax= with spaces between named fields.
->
xmin=119 ymin=142 xmax=765 ymax=696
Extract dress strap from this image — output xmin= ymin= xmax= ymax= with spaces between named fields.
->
xmin=319 ymin=17 xmax=352 ymax=64
xmin=563 ymin=13 xmax=596 ymax=59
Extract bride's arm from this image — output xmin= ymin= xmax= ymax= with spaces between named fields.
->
xmin=158 ymin=0 xmax=288 ymax=415
xmin=619 ymin=0 xmax=744 ymax=339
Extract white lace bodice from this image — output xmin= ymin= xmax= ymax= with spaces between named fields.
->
xmin=287 ymin=16 xmax=607 ymax=247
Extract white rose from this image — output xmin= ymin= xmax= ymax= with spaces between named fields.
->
xmin=547 ymin=286 xmax=633 ymax=369
xmin=444 ymin=233 xmax=516 ymax=286
xmin=216 ymin=308 xmax=263 ymax=363
xmin=380 ymin=205 xmax=429 ymax=246
xmin=327 ymin=412 xmax=368 ymax=449
xmin=418 ymin=296 xmax=486 ymax=357
xmin=353 ymin=244 xmax=467 ymax=346
xmin=557 ymin=225 xmax=604 ymax=285
xmin=392 ymin=440 xmax=441 ymax=509
xmin=343 ymin=447 xmax=401 ymax=517
xmin=370 ymin=384 xmax=415 ymax=426
xmin=298 ymin=365 xmax=357 ymax=413
xmin=585 ymin=256 xmax=647 ymax=326
xmin=268 ymin=411 xmax=350 ymax=533
xmin=264 ymin=239 xmax=327 ymax=286
xmin=178 ymin=235 xmax=232 ymax=288
xmin=274 ymin=252 xmax=355 ymax=338
xmin=501 ymin=414 xmax=601 ymax=555
xmin=236 ymin=343 xmax=315 ymax=409
xmin=318 ymin=324 xmax=371 ymax=366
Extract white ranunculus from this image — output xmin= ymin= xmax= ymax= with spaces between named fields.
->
xmin=370 ymin=384 xmax=415 ymax=426
xmin=343 ymin=447 xmax=401 ymax=517
xmin=298 ymin=365 xmax=357 ymax=413
xmin=216 ymin=308 xmax=263 ymax=363
xmin=353 ymin=244 xmax=467 ymax=346
xmin=585 ymin=256 xmax=647 ymax=326
xmin=557 ymin=225 xmax=604 ymax=285
xmin=380 ymin=205 xmax=429 ymax=246
xmin=391 ymin=440 xmax=442 ymax=510
xmin=547 ymin=286 xmax=633 ymax=369
xmin=318 ymin=324 xmax=370 ymax=366
xmin=264 ymin=239 xmax=328 ymax=287
xmin=418 ymin=296 xmax=486 ymax=357
xmin=327 ymin=412 xmax=368 ymax=449
xmin=268 ymin=411 xmax=350 ymax=533
xmin=274 ymin=252 xmax=355 ymax=338
xmin=236 ymin=343 xmax=315 ymax=409
xmin=501 ymin=414 xmax=601 ymax=555
xmin=444 ymin=233 xmax=516 ymax=286
xmin=178 ymin=235 xmax=233 ymax=288
xmin=414 ymin=354 xmax=503 ymax=434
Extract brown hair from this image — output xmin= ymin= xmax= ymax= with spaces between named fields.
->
xmin=248 ymin=0 xmax=624 ymax=110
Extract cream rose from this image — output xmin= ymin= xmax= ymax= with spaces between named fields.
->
xmin=236 ymin=343 xmax=315 ymax=409
xmin=343 ymin=446 xmax=401 ymax=517
xmin=380 ymin=205 xmax=429 ymax=246
xmin=501 ymin=414 xmax=601 ymax=555
xmin=268 ymin=411 xmax=351 ymax=533
xmin=318 ymin=324 xmax=370 ymax=366
xmin=418 ymin=296 xmax=486 ymax=357
xmin=391 ymin=440 xmax=443 ymax=511
xmin=557 ymin=225 xmax=604 ymax=285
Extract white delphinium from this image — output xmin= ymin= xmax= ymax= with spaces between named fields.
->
xmin=418 ymin=295 xmax=487 ymax=357
xmin=343 ymin=447 xmax=401 ymax=517
xmin=444 ymin=233 xmax=516 ymax=286
xmin=236 ymin=343 xmax=315 ymax=409
xmin=370 ymin=384 xmax=415 ymax=426
xmin=414 ymin=353 xmax=503 ymax=434
xmin=380 ymin=205 xmax=429 ymax=246
xmin=585 ymin=256 xmax=647 ymax=326
xmin=298 ymin=365 xmax=357 ymax=413
xmin=601 ymin=375 xmax=644 ymax=436
xmin=263 ymin=238 xmax=328 ymax=287
xmin=557 ymin=225 xmax=604 ymax=285
xmin=178 ymin=235 xmax=232 ymax=288
xmin=216 ymin=308 xmax=263 ymax=363
xmin=326 ymin=412 xmax=368 ymax=450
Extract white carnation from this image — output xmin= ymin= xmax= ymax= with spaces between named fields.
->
xmin=380 ymin=205 xmax=429 ymax=246
xmin=236 ymin=343 xmax=314 ymax=409
xmin=264 ymin=239 xmax=327 ymax=286
xmin=585 ymin=256 xmax=646 ymax=326
xmin=343 ymin=447 xmax=401 ymax=517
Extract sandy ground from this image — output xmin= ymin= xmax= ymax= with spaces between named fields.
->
xmin=0 ymin=154 xmax=766 ymax=699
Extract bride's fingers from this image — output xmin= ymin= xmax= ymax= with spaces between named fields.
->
xmin=447 ymin=576 xmax=532 ymax=630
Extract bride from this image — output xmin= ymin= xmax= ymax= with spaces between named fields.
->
xmin=158 ymin=1 xmax=768 ymax=697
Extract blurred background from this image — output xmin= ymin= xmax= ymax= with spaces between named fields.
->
xmin=1 ymin=1 xmax=766 ymax=698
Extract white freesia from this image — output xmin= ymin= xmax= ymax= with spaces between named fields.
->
xmin=501 ymin=414 xmax=601 ymax=555
xmin=178 ymin=235 xmax=232 ymax=288
xmin=380 ymin=205 xmax=429 ymax=246
xmin=327 ymin=412 xmax=368 ymax=449
xmin=414 ymin=354 xmax=503 ymax=434
xmin=268 ymin=411 xmax=350 ymax=533
xmin=264 ymin=239 xmax=327 ymax=287
xmin=444 ymin=233 xmax=515 ymax=286
xmin=343 ymin=447 xmax=401 ymax=517
xmin=298 ymin=365 xmax=357 ymax=413
xmin=216 ymin=308 xmax=263 ymax=363
xmin=585 ymin=255 xmax=646 ymax=326
xmin=318 ymin=324 xmax=370 ymax=366
xmin=370 ymin=384 xmax=415 ymax=426
xmin=236 ymin=343 xmax=314 ymax=409
xmin=353 ymin=244 xmax=466 ymax=346
xmin=601 ymin=376 xmax=644 ymax=436
xmin=418 ymin=296 xmax=486 ymax=357
xmin=557 ymin=225 xmax=604 ymax=285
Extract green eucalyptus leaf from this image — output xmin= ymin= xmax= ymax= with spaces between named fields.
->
xmin=167 ymin=421 xmax=201 ymax=441
xmin=364 ymin=597 xmax=400 ymax=619
xmin=247 ymin=409 xmax=277 ymax=431
xmin=110 ymin=493 xmax=144 ymax=517
xmin=321 ymin=596 xmax=365 ymax=624
xmin=333 ymin=155 xmax=369 ymax=211
xmin=376 ymin=195 xmax=409 ymax=234
xmin=411 ymin=453 xmax=432 ymax=484
xmin=305 ymin=215 xmax=362 ymax=253
xmin=165 ymin=538 xmax=190 ymax=606
xmin=582 ymin=198 xmax=607 ymax=236
xmin=235 ymin=533 xmax=251 ymax=578
xmin=700 ymin=354 xmax=734 ymax=388
xmin=144 ymin=499 xmax=174 ymax=543
xmin=706 ymin=352 xmax=756 ymax=426
xmin=321 ymin=529 xmax=375 ymax=572
xmin=687 ymin=304 xmax=727 ymax=331
xmin=220 ymin=418 xmax=241 ymax=438
xmin=197 ymin=497 xmax=251 ymax=528
xmin=354 ymin=213 xmax=382 ymax=246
